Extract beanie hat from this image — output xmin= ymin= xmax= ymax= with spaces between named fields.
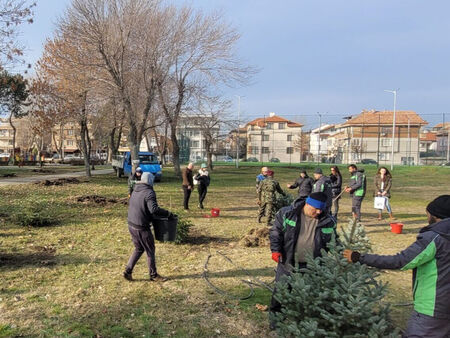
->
xmin=306 ymin=192 xmax=327 ymax=210
xmin=201 ymin=163 xmax=207 ymax=169
xmin=426 ymin=195 xmax=450 ymax=219
xmin=140 ymin=172 xmax=155 ymax=186
xmin=300 ymin=170 xmax=307 ymax=174
xmin=135 ymin=167 xmax=143 ymax=173
xmin=266 ymin=170 xmax=274 ymax=177
xmin=314 ymin=167 xmax=323 ymax=175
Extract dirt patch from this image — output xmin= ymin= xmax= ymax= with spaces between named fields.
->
xmin=32 ymin=169 xmax=56 ymax=174
xmin=240 ymin=227 xmax=270 ymax=247
xmin=2 ymin=173 xmax=16 ymax=177
xmin=76 ymin=195 xmax=128 ymax=206
xmin=36 ymin=178 xmax=81 ymax=186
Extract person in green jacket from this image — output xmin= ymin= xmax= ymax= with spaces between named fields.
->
xmin=344 ymin=164 xmax=366 ymax=221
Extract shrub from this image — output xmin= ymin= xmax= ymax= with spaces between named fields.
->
xmin=12 ymin=203 xmax=59 ymax=227
xmin=273 ymin=192 xmax=294 ymax=213
xmin=175 ymin=216 xmax=193 ymax=244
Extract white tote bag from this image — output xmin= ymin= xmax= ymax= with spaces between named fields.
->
xmin=374 ymin=196 xmax=386 ymax=210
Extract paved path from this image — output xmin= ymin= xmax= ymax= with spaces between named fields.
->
xmin=0 ymin=169 xmax=114 ymax=186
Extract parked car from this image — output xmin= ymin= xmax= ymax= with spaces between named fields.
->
xmin=246 ymin=157 xmax=259 ymax=162
xmin=222 ymin=156 xmax=233 ymax=162
xmin=440 ymin=161 xmax=450 ymax=167
xmin=360 ymin=159 xmax=378 ymax=165
xmin=269 ymin=158 xmax=280 ymax=163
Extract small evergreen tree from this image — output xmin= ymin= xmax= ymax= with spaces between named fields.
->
xmin=270 ymin=236 xmax=399 ymax=337
xmin=341 ymin=218 xmax=372 ymax=253
xmin=273 ymin=192 xmax=294 ymax=213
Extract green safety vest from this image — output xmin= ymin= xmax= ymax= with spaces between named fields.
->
xmin=351 ymin=174 xmax=365 ymax=197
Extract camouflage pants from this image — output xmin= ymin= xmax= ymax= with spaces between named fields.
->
xmin=258 ymin=202 xmax=275 ymax=225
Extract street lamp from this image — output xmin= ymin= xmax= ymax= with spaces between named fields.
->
xmin=235 ymin=95 xmax=241 ymax=169
xmin=384 ymin=89 xmax=398 ymax=171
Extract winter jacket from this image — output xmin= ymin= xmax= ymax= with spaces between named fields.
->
xmin=182 ymin=168 xmax=193 ymax=187
xmin=329 ymin=174 xmax=342 ymax=197
xmin=312 ymin=175 xmax=332 ymax=210
xmin=127 ymin=183 xmax=169 ymax=229
xmin=195 ymin=171 xmax=210 ymax=187
xmin=348 ymin=169 xmax=366 ymax=197
xmin=358 ymin=218 xmax=450 ymax=319
xmin=128 ymin=173 xmax=141 ymax=195
xmin=374 ymin=175 xmax=392 ymax=198
xmin=259 ymin=176 xmax=284 ymax=203
xmin=289 ymin=176 xmax=313 ymax=198
xmin=270 ymin=199 xmax=337 ymax=267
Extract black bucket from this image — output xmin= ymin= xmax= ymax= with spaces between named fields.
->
xmin=153 ymin=215 xmax=178 ymax=242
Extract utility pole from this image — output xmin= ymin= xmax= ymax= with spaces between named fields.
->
xmin=235 ymin=95 xmax=240 ymax=169
xmin=407 ymin=117 xmax=411 ymax=165
xmin=317 ymin=112 xmax=322 ymax=164
xmin=384 ymin=89 xmax=398 ymax=170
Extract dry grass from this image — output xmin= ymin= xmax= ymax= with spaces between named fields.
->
xmin=1 ymin=165 xmax=449 ymax=337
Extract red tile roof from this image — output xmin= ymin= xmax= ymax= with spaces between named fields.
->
xmin=343 ymin=110 xmax=427 ymax=126
xmin=420 ymin=132 xmax=437 ymax=142
xmin=246 ymin=114 xmax=303 ymax=128
xmin=434 ymin=122 xmax=450 ymax=129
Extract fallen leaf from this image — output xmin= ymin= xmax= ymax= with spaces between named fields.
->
xmin=255 ymin=303 xmax=268 ymax=312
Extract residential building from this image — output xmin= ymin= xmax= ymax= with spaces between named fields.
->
xmin=435 ymin=123 xmax=450 ymax=161
xmin=246 ymin=112 xmax=303 ymax=163
xmin=335 ymin=110 xmax=427 ymax=165
xmin=419 ymin=130 xmax=437 ymax=154
xmin=309 ymin=124 xmax=337 ymax=162
xmin=0 ymin=116 xmax=42 ymax=155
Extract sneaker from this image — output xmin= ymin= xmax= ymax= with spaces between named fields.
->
xmin=123 ymin=271 xmax=133 ymax=281
xmin=150 ymin=274 xmax=168 ymax=282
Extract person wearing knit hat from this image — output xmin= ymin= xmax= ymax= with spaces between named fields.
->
xmin=287 ymin=169 xmax=313 ymax=199
xmin=344 ymin=195 xmax=450 ymax=337
xmin=269 ymin=191 xmax=337 ymax=327
xmin=127 ymin=167 xmax=143 ymax=197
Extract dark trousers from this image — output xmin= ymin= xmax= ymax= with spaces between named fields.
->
xmin=404 ymin=311 xmax=450 ymax=338
xmin=352 ymin=196 xmax=364 ymax=221
xmin=332 ymin=196 xmax=340 ymax=218
xmin=198 ymin=185 xmax=207 ymax=207
xmin=125 ymin=225 xmax=157 ymax=278
xmin=182 ymin=185 xmax=192 ymax=209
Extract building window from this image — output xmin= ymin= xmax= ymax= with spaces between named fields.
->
xmin=8 ymin=140 xmax=13 ymax=145
xmin=379 ymin=152 xmax=390 ymax=160
xmin=381 ymin=138 xmax=392 ymax=147
xmin=287 ymin=135 xmax=292 ymax=141
xmin=266 ymin=122 xmax=273 ymax=129
xmin=286 ymin=147 xmax=293 ymax=154
xmin=250 ymin=146 xmax=259 ymax=155
xmin=191 ymin=140 xmax=199 ymax=148
xmin=262 ymin=147 xmax=270 ymax=154
xmin=278 ymin=123 xmax=285 ymax=129
xmin=263 ymin=134 xmax=269 ymax=141
xmin=193 ymin=130 xmax=200 ymax=136
xmin=68 ymin=129 xmax=74 ymax=136
xmin=381 ymin=127 xmax=391 ymax=136
xmin=351 ymin=139 xmax=360 ymax=146
xmin=67 ymin=140 xmax=74 ymax=146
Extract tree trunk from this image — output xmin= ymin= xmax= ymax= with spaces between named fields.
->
xmin=205 ymin=140 xmax=213 ymax=171
xmin=170 ymin=123 xmax=181 ymax=177
xmin=8 ymin=114 xmax=17 ymax=165
xmin=127 ymin=124 xmax=140 ymax=175
xmin=79 ymin=119 xmax=91 ymax=177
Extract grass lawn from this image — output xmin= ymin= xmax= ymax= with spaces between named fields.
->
xmin=0 ymin=165 xmax=110 ymax=179
xmin=1 ymin=164 xmax=449 ymax=337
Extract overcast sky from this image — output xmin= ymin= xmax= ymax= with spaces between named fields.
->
xmin=18 ymin=0 xmax=450 ymax=129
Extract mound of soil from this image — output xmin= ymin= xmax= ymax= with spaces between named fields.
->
xmin=2 ymin=173 xmax=16 ymax=177
xmin=240 ymin=227 xmax=270 ymax=247
xmin=36 ymin=178 xmax=81 ymax=186
xmin=76 ymin=195 xmax=128 ymax=206
xmin=32 ymin=169 xmax=56 ymax=174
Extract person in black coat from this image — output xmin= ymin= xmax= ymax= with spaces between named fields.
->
xmin=124 ymin=172 xmax=172 ymax=282
xmin=329 ymin=165 xmax=342 ymax=218
xmin=286 ymin=170 xmax=313 ymax=199
xmin=195 ymin=163 xmax=210 ymax=209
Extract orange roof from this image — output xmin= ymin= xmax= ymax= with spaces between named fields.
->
xmin=434 ymin=122 xmax=450 ymax=129
xmin=246 ymin=114 xmax=303 ymax=128
xmin=420 ymin=132 xmax=437 ymax=142
xmin=343 ymin=110 xmax=427 ymax=126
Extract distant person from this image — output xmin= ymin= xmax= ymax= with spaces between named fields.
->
xmin=374 ymin=167 xmax=395 ymax=221
xmin=258 ymin=170 xmax=285 ymax=226
xmin=124 ymin=172 xmax=172 ymax=282
xmin=195 ymin=163 xmax=210 ymax=209
xmin=256 ymin=166 xmax=269 ymax=191
xmin=286 ymin=169 xmax=313 ymax=199
xmin=329 ymin=166 xmax=342 ymax=218
xmin=345 ymin=164 xmax=366 ymax=221
xmin=182 ymin=163 xmax=194 ymax=210
xmin=344 ymin=195 xmax=450 ymax=338
xmin=312 ymin=168 xmax=332 ymax=214
xmin=128 ymin=167 xmax=143 ymax=197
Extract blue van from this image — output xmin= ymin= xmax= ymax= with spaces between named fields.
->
xmin=112 ymin=151 xmax=162 ymax=181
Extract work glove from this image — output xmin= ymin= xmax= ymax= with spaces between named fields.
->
xmin=343 ymin=249 xmax=361 ymax=263
xmin=271 ymin=252 xmax=281 ymax=263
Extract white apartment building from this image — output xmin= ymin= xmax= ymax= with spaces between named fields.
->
xmin=246 ymin=112 xmax=303 ymax=163
xmin=309 ymin=124 xmax=337 ymax=162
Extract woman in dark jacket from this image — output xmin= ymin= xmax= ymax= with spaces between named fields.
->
xmin=329 ymin=166 xmax=342 ymax=218
xmin=195 ymin=164 xmax=210 ymax=209
xmin=374 ymin=167 xmax=395 ymax=220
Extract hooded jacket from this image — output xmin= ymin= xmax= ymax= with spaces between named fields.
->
xmin=312 ymin=175 xmax=332 ymax=210
xmin=270 ymin=199 xmax=337 ymax=267
xmin=359 ymin=218 xmax=450 ymax=319
xmin=127 ymin=183 xmax=169 ymax=229
xmin=348 ymin=169 xmax=366 ymax=197
xmin=289 ymin=176 xmax=313 ymax=198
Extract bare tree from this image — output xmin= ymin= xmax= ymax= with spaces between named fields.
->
xmin=292 ymin=131 xmax=309 ymax=162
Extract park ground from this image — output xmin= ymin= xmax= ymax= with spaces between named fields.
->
xmin=1 ymin=164 xmax=449 ymax=337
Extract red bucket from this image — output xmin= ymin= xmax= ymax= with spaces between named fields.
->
xmin=390 ymin=223 xmax=403 ymax=234
xmin=211 ymin=208 xmax=220 ymax=217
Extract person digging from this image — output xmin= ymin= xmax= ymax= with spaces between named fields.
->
xmin=343 ymin=195 xmax=450 ymax=338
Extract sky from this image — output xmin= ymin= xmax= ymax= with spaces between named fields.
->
xmin=17 ymin=0 xmax=450 ymax=129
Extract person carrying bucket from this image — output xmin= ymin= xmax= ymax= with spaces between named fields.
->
xmin=124 ymin=172 xmax=173 ymax=282
xmin=344 ymin=195 xmax=450 ymax=338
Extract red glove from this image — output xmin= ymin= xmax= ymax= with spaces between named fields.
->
xmin=272 ymin=252 xmax=281 ymax=263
